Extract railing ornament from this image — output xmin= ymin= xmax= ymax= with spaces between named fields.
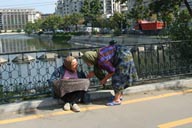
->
xmin=12 ymin=54 xmax=35 ymax=64
xmin=38 ymin=53 xmax=58 ymax=61
xmin=0 ymin=57 xmax=8 ymax=65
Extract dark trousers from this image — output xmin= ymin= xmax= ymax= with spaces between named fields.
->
xmin=61 ymin=91 xmax=86 ymax=104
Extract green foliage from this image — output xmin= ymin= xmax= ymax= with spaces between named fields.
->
xmin=149 ymin=0 xmax=182 ymax=24
xmin=163 ymin=10 xmax=192 ymax=64
xmin=92 ymin=30 xmax=98 ymax=35
xmin=167 ymin=10 xmax=192 ymax=40
xmin=81 ymin=0 xmax=102 ymax=17
xmin=127 ymin=0 xmax=150 ymax=22
xmin=113 ymin=28 xmax=121 ymax=36
xmin=80 ymin=0 xmax=102 ymax=26
xmin=96 ymin=16 xmax=109 ymax=29
xmin=24 ymin=22 xmax=35 ymax=35
xmin=68 ymin=13 xmax=84 ymax=31
xmin=109 ymin=12 xmax=127 ymax=30
xmin=70 ymin=13 xmax=84 ymax=25
xmin=52 ymin=33 xmax=72 ymax=41
xmin=16 ymin=29 xmax=22 ymax=33
xmin=24 ymin=19 xmax=43 ymax=35
xmin=41 ymin=15 xmax=63 ymax=31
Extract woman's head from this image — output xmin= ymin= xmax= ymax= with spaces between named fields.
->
xmin=64 ymin=56 xmax=78 ymax=72
xmin=81 ymin=51 xmax=98 ymax=66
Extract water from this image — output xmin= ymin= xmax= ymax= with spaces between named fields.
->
xmin=0 ymin=33 xmax=72 ymax=53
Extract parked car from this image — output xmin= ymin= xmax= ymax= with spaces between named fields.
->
xmin=44 ymin=31 xmax=53 ymax=34
xmin=55 ymin=29 xmax=64 ymax=33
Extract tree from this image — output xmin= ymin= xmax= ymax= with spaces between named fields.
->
xmin=24 ymin=22 xmax=35 ymax=35
xmin=80 ymin=0 xmax=102 ymax=27
xmin=127 ymin=0 xmax=149 ymax=22
xmin=109 ymin=12 xmax=127 ymax=29
xmin=95 ymin=16 xmax=109 ymax=28
xmin=168 ymin=10 xmax=192 ymax=40
xmin=184 ymin=0 xmax=192 ymax=16
xmin=69 ymin=13 xmax=84 ymax=31
xmin=148 ymin=0 xmax=182 ymax=25
xmin=62 ymin=15 xmax=71 ymax=31
xmin=41 ymin=15 xmax=63 ymax=32
xmin=167 ymin=10 xmax=192 ymax=65
xmin=117 ymin=0 xmax=192 ymax=22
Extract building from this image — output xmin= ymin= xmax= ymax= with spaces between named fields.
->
xmin=101 ymin=0 xmax=121 ymax=18
xmin=55 ymin=0 xmax=83 ymax=16
xmin=0 ymin=8 xmax=41 ymax=32
xmin=55 ymin=0 xmax=124 ymax=18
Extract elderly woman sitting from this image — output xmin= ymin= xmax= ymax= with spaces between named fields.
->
xmin=49 ymin=56 xmax=90 ymax=112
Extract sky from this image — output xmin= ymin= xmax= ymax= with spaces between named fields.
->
xmin=0 ymin=0 xmax=57 ymax=14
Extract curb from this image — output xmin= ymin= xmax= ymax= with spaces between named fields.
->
xmin=0 ymin=78 xmax=192 ymax=114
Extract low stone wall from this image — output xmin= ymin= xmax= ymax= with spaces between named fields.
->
xmin=69 ymin=35 xmax=162 ymax=45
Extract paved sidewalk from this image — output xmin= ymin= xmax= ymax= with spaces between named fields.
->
xmin=0 ymin=78 xmax=192 ymax=114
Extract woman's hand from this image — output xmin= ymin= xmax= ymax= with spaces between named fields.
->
xmin=100 ymin=78 xmax=107 ymax=85
xmin=100 ymin=72 xmax=114 ymax=85
xmin=86 ymin=71 xmax=95 ymax=78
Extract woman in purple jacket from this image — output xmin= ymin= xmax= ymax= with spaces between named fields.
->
xmin=82 ymin=40 xmax=138 ymax=106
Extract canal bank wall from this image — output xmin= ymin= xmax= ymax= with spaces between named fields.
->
xmin=24 ymin=33 xmax=166 ymax=46
xmin=69 ymin=35 xmax=166 ymax=45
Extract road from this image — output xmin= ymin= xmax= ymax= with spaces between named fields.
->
xmin=0 ymin=88 xmax=192 ymax=128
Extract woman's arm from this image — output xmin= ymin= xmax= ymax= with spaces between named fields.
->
xmin=86 ymin=71 xmax=95 ymax=78
xmin=100 ymin=72 xmax=114 ymax=85
xmin=49 ymin=66 xmax=64 ymax=84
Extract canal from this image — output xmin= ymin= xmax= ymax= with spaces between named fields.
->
xmin=0 ymin=33 xmax=73 ymax=53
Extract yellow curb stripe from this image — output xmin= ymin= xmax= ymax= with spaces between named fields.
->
xmin=158 ymin=117 xmax=192 ymax=128
xmin=0 ymin=114 xmax=44 ymax=125
xmin=80 ymin=105 xmax=108 ymax=111
xmin=0 ymin=89 xmax=192 ymax=125
xmin=0 ymin=106 xmax=108 ymax=125
xmin=50 ymin=105 xmax=108 ymax=116
xmin=122 ymin=89 xmax=192 ymax=105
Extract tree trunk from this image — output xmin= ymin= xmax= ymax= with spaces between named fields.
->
xmin=184 ymin=0 xmax=192 ymax=17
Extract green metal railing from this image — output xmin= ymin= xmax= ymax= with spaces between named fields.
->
xmin=0 ymin=41 xmax=192 ymax=104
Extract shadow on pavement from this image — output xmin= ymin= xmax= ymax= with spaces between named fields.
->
xmin=36 ymin=91 xmax=114 ymax=110
xmin=37 ymin=98 xmax=63 ymax=110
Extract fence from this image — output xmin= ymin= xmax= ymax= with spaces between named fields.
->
xmin=0 ymin=41 xmax=192 ymax=104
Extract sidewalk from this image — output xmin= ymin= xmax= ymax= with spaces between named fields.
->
xmin=0 ymin=78 xmax=192 ymax=114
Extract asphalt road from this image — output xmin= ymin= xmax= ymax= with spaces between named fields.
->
xmin=0 ymin=88 xmax=192 ymax=128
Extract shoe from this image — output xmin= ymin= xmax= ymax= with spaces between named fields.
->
xmin=106 ymin=101 xmax=121 ymax=106
xmin=108 ymin=96 xmax=123 ymax=101
xmin=63 ymin=102 xmax=70 ymax=111
xmin=71 ymin=103 xmax=80 ymax=112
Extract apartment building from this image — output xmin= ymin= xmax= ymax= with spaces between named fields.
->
xmin=0 ymin=9 xmax=41 ymax=32
xmin=55 ymin=0 xmax=123 ymax=18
